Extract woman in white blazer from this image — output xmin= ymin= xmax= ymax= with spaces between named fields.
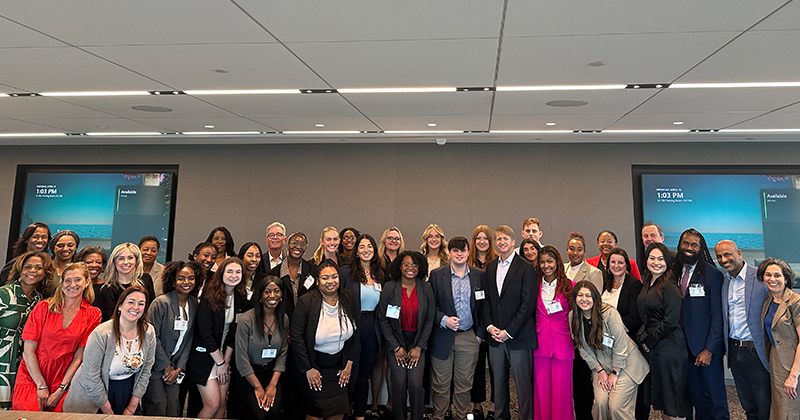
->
xmin=571 ymin=280 xmax=649 ymax=420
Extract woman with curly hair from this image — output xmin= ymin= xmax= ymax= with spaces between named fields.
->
xmin=141 ymin=261 xmax=203 ymax=416
xmin=338 ymin=227 xmax=360 ymax=267
xmin=0 ymin=222 xmax=50 ymax=284
xmin=64 ymin=285 xmax=156 ymax=414
xmin=206 ymin=227 xmax=235 ymax=272
xmin=0 ymin=251 xmax=53 ymax=408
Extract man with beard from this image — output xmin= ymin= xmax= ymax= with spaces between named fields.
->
xmin=675 ymin=229 xmax=729 ymax=419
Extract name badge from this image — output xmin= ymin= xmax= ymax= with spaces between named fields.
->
xmin=235 ymin=313 xmax=243 ymax=323
xmin=262 ymin=348 xmax=277 ymax=359
xmin=174 ymin=319 xmax=188 ymax=331
xmin=303 ymin=275 xmax=315 ymax=290
xmin=386 ymin=305 xmax=401 ymax=319
xmin=475 ymin=290 xmax=485 ymax=300
xmin=689 ymin=284 xmax=705 ymax=297
xmin=247 ymin=289 xmax=253 ymax=300
xmin=374 ymin=283 xmax=382 ymax=292
xmin=195 ymin=346 xmax=206 ymax=353
xmin=545 ymin=301 xmax=563 ymax=314
xmin=602 ymin=334 xmax=615 ymax=348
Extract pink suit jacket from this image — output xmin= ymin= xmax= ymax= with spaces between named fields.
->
xmin=533 ymin=283 xmax=575 ymax=360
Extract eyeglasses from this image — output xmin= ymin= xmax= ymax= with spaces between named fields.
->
xmin=343 ymin=235 xmax=356 ymax=241
xmin=267 ymin=233 xmax=285 ymax=239
xmin=386 ymin=236 xmax=401 ymax=242
xmin=320 ymin=274 xmax=339 ymax=281
xmin=402 ymin=263 xmax=419 ymax=268
xmin=290 ymin=241 xmax=308 ymax=248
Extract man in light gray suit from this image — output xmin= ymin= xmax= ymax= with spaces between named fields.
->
xmin=716 ymin=240 xmax=771 ymax=420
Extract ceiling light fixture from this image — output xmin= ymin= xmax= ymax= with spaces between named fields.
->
xmin=497 ymin=84 xmax=625 ymax=92
xmin=588 ymin=61 xmax=606 ymax=67
xmin=183 ymin=89 xmax=300 ymax=95
xmin=602 ymin=129 xmax=691 ymax=134
xmin=673 ymin=121 xmax=684 ymax=125
xmin=39 ymin=91 xmax=151 ymax=97
xmin=337 ymin=87 xmax=456 ymax=94
xmin=204 ymin=125 xmax=215 ymax=129
xmin=427 ymin=123 xmax=437 ymax=127
xmin=490 ymin=130 xmax=573 ymax=134
xmin=545 ymin=122 xmax=557 ymax=126
xmin=0 ymin=132 xmax=67 ymax=137
xmin=383 ymin=130 xmax=462 ymax=134
xmin=181 ymin=131 xmax=261 ymax=135
xmin=315 ymin=124 xmax=325 ymax=127
xmin=720 ymin=128 xmax=800 ymax=133
xmin=86 ymin=132 xmax=162 ymax=136
xmin=546 ymin=100 xmax=588 ymax=107
xmin=670 ymin=82 xmax=800 ymax=89
xmin=131 ymin=105 xmax=172 ymax=112
xmin=282 ymin=130 xmax=362 ymax=135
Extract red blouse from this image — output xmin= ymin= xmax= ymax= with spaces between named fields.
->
xmin=401 ymin=286 xmax=418 ymax=332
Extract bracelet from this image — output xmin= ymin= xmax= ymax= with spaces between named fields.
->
xmin=37 ymin=385 xmax=48 ymax=390
xmin=58 ymin=383 xmax=69 ymax=391
xmin=216 ymin=361 xmax=225 ymax=367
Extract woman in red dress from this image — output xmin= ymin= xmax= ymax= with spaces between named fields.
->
xmin=12 ymin=262 xmax=101 ymax=411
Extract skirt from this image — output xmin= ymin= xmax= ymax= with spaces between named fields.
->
xmin=302 ymin=350 xmax=350 ymax=417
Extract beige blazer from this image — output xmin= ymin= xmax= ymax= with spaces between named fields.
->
xmin=762 ymin=288 xmax=800 ymax=372
xmin=565 ymin=261 xmax=603 ymax=292
xmin=578 ymin=304 xmax=650 ymax=384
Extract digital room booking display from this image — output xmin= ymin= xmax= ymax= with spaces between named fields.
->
xmin=638 ymin=170 xmax=800 ymax=270
xmin=9 ymin=166 xmax=178 ymax=263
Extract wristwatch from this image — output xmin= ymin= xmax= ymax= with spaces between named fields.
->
xmin=610 ymin=369 xmax=619 ymax=376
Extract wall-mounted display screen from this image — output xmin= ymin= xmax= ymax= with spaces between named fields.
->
xmin=633 ymin=166 xmax=800 ymax=278
xmin=8 ymin=165 xmax=178 ymax=263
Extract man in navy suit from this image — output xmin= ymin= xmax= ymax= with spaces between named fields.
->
xmin=676 ymin=229 xmax=729 ymax=420
xmin=482 ymin=225 xmax=535 ymax=420
xmin=428 ymin=236 xmax=487 ymax=420
xmin=716 ymin=240 xmax=770 ymax=420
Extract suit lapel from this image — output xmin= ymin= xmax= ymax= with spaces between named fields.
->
xmin=576 ymin=263 xmax=588 ymax=282
xmin=772 ymin=295 xmax=790 ymax=329
xmin=501 ymin=255 xmax=521 ymax=296
xmin=444 ymin=266 xmax=457 ymax=314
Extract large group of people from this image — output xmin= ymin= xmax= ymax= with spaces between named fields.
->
xmin=1 ymin=217 xmax=800 ymax=420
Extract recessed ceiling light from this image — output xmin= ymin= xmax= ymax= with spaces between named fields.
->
xmin=673 ymin=121 xmax=684 ymax=125
xmin=315 ymin=124 xmax=325 ymax=127
xmin=40 ymin=91 xmax=150 ymax=97
xmin=670 ymin=81 xmax=800 ymax=89
xmin=546 ymin=100 xmax=588 ymax=107
xmin=338 ymin=87 xmax=456 ymax=94
xmin=545 ymin=122 xmax=557 ymax=126
xmin=213 ymin=69 xmax=229 ymax=74
xmin=497 ymin=85 xmax=624 ymax=92
xmin=204 ymin=125 xmax=214 ymax=129
xmin=427 ymin=123 xmax=437 ymax=127
xmin=131 ymin=105 xmax=172 ymax=112
xmin=184 ymin=89 xmax=299 ymax=95
xmin=588 ymin=61 xmax=605 ymax=67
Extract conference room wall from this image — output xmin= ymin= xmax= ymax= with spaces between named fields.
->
xmin=0 ymin=141 xmax=796 ymax=262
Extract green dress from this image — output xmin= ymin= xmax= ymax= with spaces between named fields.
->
xmin=0 ymin=280 xmax=42 ymax=409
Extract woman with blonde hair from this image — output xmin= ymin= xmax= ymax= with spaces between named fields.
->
xmin=379 ymin=227 xmax=405 ymax=271
xmin=420 ymin=224 xmax=448 ymax=275
xmin=95 ymin=243 xmax=156 ymax=322
xmin=313 ymin=227 xmax=342 ymax=266
xmin=12 ymin=262 xmax=101 ymax=411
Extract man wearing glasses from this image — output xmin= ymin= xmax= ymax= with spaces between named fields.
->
xmin=262 ymin=221 xmax=287 ymax=271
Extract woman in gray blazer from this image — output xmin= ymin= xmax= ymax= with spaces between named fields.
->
xmin=571 ymin=280 xmax=649 ymax=420
xmin=141 ymin=260 xmax=202 ymax=416
xmin=759 ymin=257 xmax=800 ymax=420
xmin=63 ymin=285 xmax=157 ymax=415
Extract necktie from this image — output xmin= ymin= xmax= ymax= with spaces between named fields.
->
xmin=681 ymin=265 xmax=691 ymax=296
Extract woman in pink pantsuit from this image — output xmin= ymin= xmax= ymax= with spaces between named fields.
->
xmin=534 ymin=245 xmax=576 ymax=420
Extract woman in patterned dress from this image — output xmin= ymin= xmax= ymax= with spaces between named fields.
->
xmin=0 ymin=251 xmax=53 ymax=409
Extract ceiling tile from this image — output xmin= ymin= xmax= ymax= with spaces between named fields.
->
xmin=60 ymin=95 xmax=241 ymax=119
xmin=0 ymin=97 xmax=115 ymax=119
xmin=370 ymin=115 xmax=490 ymax=131
xmin=344 ymin=92 xmax=492 ymax=117
xmin=200 ymin=93 xmax=367 ymax=118
xmin=492 ymin=89 xmax=653 ymax=115
xmin=249 ymin=116 xmax=378 ymax=132
xmin=629 ymin=87 xmax=800 ymax=114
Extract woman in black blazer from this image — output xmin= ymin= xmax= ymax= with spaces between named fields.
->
xmin=378 ymin=251 xmax=434 ymax=420
xmin=291 ymin=259 xmax=360 ymax=420
xmin=186 ymin=257 xmax=250 ymax=419
xmin=601 ymin=248 xmax=642 ymax=337
xmin=238 ymin=241 xmax=268 ymax=302
xmin=267 ymin=232 xmax=320 ymax=320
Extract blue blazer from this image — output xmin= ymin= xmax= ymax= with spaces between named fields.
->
xmin=721 ymin=262 xmax=769 ymax=370
xmin=428 ymin=264 xmax=487 ymax=360
xmin=681 ymin=261 xmax=724 ymax=356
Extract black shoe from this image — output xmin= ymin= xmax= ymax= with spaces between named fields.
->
xmin=444 ymin=409 xmax=454 ymax=420
xmin=485 ymin=411 xmax=495 ymax=420
xmin=367 ymin=411 xmax=381 ymax=420
xmin=471 ymin=408 xmax=485 ymax=420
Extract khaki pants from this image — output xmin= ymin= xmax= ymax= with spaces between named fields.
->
xmin=591 ymin=369 xmax=638 ymax=420
xmin=430 ymin=329 xmax=480 ymax=420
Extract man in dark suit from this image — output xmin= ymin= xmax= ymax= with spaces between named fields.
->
xmin=482 ymin=225 xmax=535 ymax=420
xmin=676 ymin=229 xmax=729 ymax=420
xmin=428 ymin=236 xmax=487 ymax=420
xmin=716 ymin=240 xmax=770 ymax=420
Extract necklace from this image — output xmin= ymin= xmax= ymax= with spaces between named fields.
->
xmin=323 ymin=296 xmax=339 ymax=306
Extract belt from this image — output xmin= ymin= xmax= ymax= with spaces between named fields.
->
xmin=730 ymin=338 xmax=755 ymax=348
xmin=455 ymin=329 xmax=472 ymax=333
